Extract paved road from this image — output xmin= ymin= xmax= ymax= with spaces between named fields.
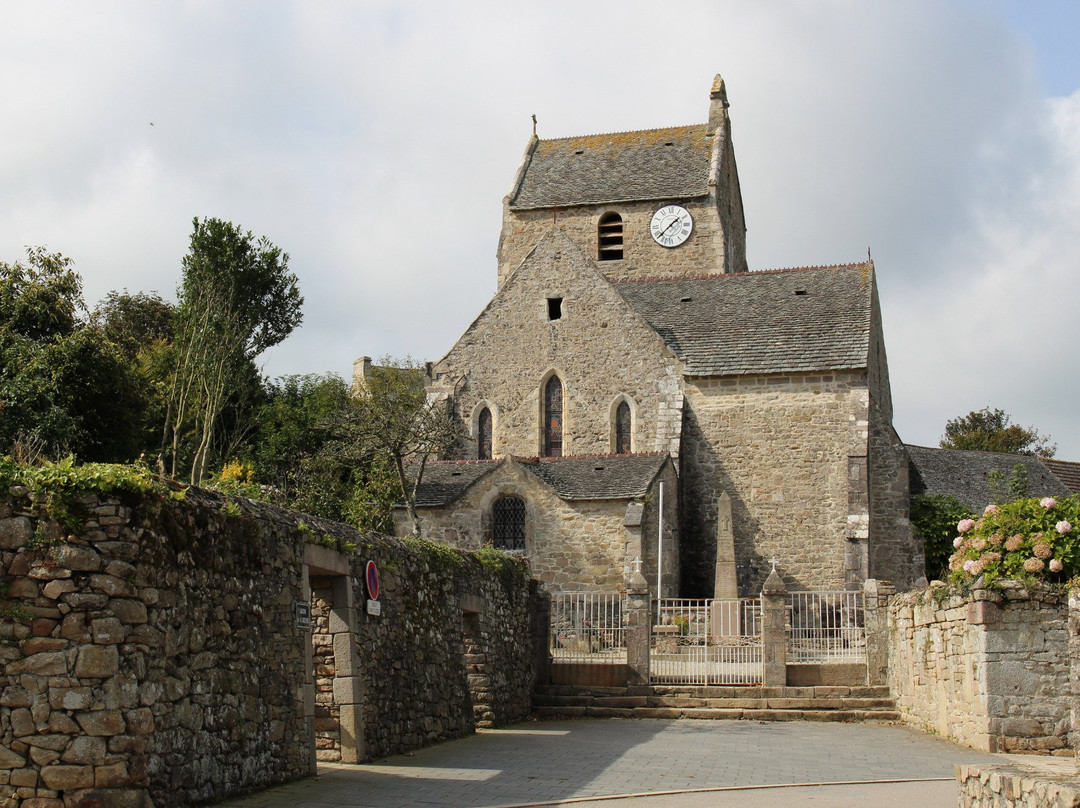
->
xmin=215 ymin=717 xmax=1006 ymax=808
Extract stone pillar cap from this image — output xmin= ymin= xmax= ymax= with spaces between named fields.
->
xmin=761 ymin=568 xmax=786 ymax=595
xmin=628 ymin=569 xmax=649 ymax=593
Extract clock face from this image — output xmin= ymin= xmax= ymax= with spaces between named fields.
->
xmin=650 ymin=205 xmax=693 ymax=247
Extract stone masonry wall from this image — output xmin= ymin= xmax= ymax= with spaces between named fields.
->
xmin=678 ymin=372 xmax=867 ymax=596
xmin=409 ymin=459 xmax=680 ymax=596
xmin=433 ymin=231 xmax=684 ymax=462
xmin=888 ymin=586 xmax=1070 ymax=753
xmin=868 ymin=403 xmax=919 ymax=589
xmin=0 ymin=485 xmax=314 ymax=808
xmin=309 ymin=578 xmax=340 ymax=762
xmin=351 ymin=535 xmax=540 ymax=758
xmin=497 ymin=199 xmax=734 ymax=288
xmin=1 ymin=484 xmax=541 ymax=806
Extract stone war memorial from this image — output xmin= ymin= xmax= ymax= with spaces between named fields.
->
xmin=4 ymin=74 xmax=1080 ymax=808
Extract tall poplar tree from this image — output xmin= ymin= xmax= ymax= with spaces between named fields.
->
xmin=164 ymin=218 xmax=303 ymax=484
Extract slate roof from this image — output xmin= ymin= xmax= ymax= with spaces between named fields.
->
xmin=509 ymin=125 xmax=711 ymax=210
xmin=519 ymin=454 xmax=670 ymax=501
xmin=408 ymin=455 xmax=670 ymax=507
xmin=411 ymin=461 xmax=500 ymax=507
xmin=906 ymin=445 xmax=1069 ymax=511
xmin=1044 ymin=459 xmax=1080 ymax=494
xmin=616 ymin=264 xmax=874 ymax=376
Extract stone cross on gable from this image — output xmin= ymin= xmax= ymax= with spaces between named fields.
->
xmin=633 ymin=557 xmax=643 ymax=574
xmin=770 ymin=557 xmax=777 ymax=572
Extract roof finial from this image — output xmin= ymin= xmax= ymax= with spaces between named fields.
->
xmin=532 ymin=113 xmax=537 ymax=137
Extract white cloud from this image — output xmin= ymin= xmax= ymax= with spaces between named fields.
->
xmin=0 ymin=1 xmax=1076 ymax=457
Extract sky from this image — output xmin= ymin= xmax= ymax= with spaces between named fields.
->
xmin=1 ymin=1 xmax=1077 ymax=459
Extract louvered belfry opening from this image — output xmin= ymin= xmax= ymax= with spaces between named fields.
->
xmin=598 ymin=212 xmax=624 ymax=261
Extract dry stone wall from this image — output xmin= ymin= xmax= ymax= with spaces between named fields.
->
xmin=0 ymin=485 xmax=313 ymax=808
xmin=888 ymin=585 xmax=1071 ymax=753
xmin=0 ymin=483 xmax=542 ymax=807
xmin=349 ymin=534 xmax=540 ymax=759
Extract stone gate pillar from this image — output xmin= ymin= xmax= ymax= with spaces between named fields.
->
xmin=761 ymin=568 xmax=787 ymax=688
xmin=625 ymin=568 xmax=651 ymax=688
xmin=863 ymin=578 xmax=895 ymax=687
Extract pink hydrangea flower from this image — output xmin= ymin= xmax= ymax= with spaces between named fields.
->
xmin=953 ymin=536 xmax=963 ymax=548
xmin=1005 ymin=535 xmax=1024 ymax=552
xmin=1024 ymin=557 xmax=1046 ymax=573
xmin=981 ymin=552 xmax=1002 ymax=565
xmin=1041 ymin=497 xmax=1058 ymax=509
xmin=957 ymin=519 xmax=976 ymax=534
xmin=984 ymin=504 xmax=1000 ymax=516
xmin=1050 ymin=559 xmax=1064 ymax=573
xmin=1057 ymin=521 xmax=1073 ymax=535
xmin=1034 ymin=542 xmax=1053 ymax=559
xmin=963 ymin=559 xmax=980 ymax=575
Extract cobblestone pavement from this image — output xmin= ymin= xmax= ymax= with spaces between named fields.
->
xmin=214 ymin=718 xmax=1006 ymax=808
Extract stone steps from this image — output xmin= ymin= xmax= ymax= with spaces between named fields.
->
xmin=533 ymin=685 xmax=897 ymax=723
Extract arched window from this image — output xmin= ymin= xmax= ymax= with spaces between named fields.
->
xmin=598 ymin=212 xmax=623 ymax=261
xmin=477 ymin=407 xmax=492 ymax=460
xmin=615 ymin=400 xmax=632 ymax=455
xmin=492 ymin=496 xmax=526 ymax=551
xmin=543 ymin=375 xmax=563 ymax=457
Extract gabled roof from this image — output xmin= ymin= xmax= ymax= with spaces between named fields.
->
xmin=1044 ymin=459 xmax=1080 ymax=494
xmin=615 ymin=264 xmax=874 ymax=376
xmin=509 ymin=125 xmax=711 ymax=210
xmin=412 ymin=460 xmax=500 ymax=507
xmin=906 ymin=445 xmax=1069 ymax=511
xmin=408 ymin=454 xmax=671 ymax=508
xmin=518 ymin=453 xmax=671 ymax=501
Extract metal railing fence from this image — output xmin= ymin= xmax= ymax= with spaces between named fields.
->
xmin=787 ymin=590 xmax=866 ymax=663
xmin=651 ymin=598 xmax=762 ymax=685
xmin=548 ymin=591 xmax=627 ymax=664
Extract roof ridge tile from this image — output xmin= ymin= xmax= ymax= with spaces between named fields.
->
xmin=613 ymin=262 xmax=871 ymax=286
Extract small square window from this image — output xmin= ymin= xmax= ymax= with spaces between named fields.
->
xmin=547 ymin=298 xmax=563 ymax=320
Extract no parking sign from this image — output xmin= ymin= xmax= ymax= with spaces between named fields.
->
xmin=365 ymin=560 xmax=380 ymax=616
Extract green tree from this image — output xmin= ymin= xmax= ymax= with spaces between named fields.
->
xmin=0 ymin=248 xmax=147 ymax=462
xmin=247 ymin=373 xmax=352 ymax=505
xmin=910 ymin=494 xmax=975 ymax=580
xmin=92 ymin=290 xmax=174 ymax=361
xmin=348 ymin=357 xmax=462 ymax=535
xmin=940 ymin=407 xmax=1056 ymax=459
xmin=164 ymin=218 xmax=303 ymax=484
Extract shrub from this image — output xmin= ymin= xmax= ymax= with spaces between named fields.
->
xmin=948 ymin=495 xmax=1080 ymax=586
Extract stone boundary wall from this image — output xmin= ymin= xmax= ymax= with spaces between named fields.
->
xmin=957 ymin=763 xmax=1080 ymax=807
xmin=888 ymin=585 xmax=1071 ymax=753
xmin=0 ymin=484 xmax=541 ymax=807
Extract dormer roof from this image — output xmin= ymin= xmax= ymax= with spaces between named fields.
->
xmin=508 ymin=124 xmax=711 ymax=210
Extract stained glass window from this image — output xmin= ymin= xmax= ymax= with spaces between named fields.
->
xmin=478 ymin=407 xmax=492 ymax=460
xmin=615 ymin=400 xmax=631 ymax=455
xmin=543 ymin=375 xmax=563 ymax=457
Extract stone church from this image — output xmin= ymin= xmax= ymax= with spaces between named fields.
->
xmin=381 ymin=75 xmax=919 ymax=598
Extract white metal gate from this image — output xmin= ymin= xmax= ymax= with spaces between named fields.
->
xmin=651 ymin=598 xmax=762 ymax=685
xmin=549 ymin=592 xmax=627 ymax=664
xmin=788 ymin=591 xmax=866 ymax=663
